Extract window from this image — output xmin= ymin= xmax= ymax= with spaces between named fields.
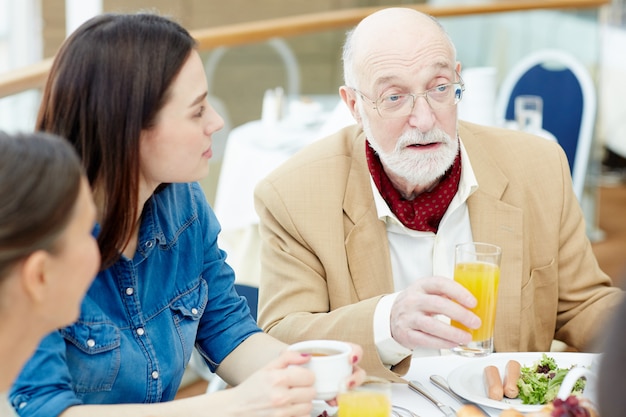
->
xmin=0 ymin=0 xmax=42 ymax=132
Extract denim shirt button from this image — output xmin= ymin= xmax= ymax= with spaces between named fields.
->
xmin=125 ymin=287 xmax=134 ymax=296
xmin=18 ymin=402 xmax=27 ymax=409
xmin=191 ymin=308 xmax=198 ymax=315
xmin=136 ymin=328 xmax=145 ymax=336
xmin=86 ymin=339 xmax=96 ymax=348
xmin=144 ymin=241 xmax=153 ymax=248
xmin=151 ymin=371 xmax=159 ymax=379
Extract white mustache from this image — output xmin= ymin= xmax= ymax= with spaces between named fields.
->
xmin=395 ymin=128 xmax=451 ymax=151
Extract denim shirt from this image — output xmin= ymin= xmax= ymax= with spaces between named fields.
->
xmin=9 ymin=182 xmax=261 ymax=417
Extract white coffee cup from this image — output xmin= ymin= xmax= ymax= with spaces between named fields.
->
xmin=287 ymin=340 xmax=352 ymax=400
xmin=557 ymin=366 xmax=598 ymax=404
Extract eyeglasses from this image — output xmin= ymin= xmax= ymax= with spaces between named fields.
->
xmin=351 ymin=75 xmax=465 ymax=119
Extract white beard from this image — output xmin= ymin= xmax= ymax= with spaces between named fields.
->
xmin=360 ymin=105 xmax=459 ymax=187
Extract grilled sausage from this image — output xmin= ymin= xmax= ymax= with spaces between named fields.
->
xmin=484 ymin=365 xmax=504 ymax=401
xmin=503 ymin=360 xmax=521 ymax=399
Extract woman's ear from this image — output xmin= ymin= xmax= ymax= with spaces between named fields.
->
xmin=19 ymin=251 xmax=49 ymax=303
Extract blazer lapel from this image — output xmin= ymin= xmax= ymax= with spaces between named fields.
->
xmin=461 ymin=123 xmax=524 ymax=350
xmin=344 ymin=133 xmax=395 ymax=300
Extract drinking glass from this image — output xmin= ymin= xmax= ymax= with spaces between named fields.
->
xmin=514 ymin=95 xmax=543 ymax=132
xmin=337 ymin=376 xmax=391 ymax=417
xmin=450 ymin=242 xmax=502 ymax=357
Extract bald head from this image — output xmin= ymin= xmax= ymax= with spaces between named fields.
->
xmin=342 ymin=8 xmax=456 ymax=89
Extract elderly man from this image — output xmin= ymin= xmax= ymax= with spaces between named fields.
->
xmin=254 ymin=7 xmax=622 ymax=380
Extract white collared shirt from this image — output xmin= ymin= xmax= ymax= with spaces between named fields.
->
xmin=371 ymin=139 xmax=479 ymax=366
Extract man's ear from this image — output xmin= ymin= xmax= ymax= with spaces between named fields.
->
xmin=456 ymin=61 xmax=462 ymax=76
xmin=19 ymin=251 xmax=49 ymax=303
xmin=339 ymin=86 xmax=362 ymax=124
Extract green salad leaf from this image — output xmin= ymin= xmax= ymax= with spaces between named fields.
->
xmin=516 ymin=354 xmax=586 ymax=405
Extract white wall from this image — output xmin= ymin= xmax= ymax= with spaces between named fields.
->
xmin=599 ymin=24 xmax=626 ymax=157
xmin=65 ymin=0 xmax=101 ymax=36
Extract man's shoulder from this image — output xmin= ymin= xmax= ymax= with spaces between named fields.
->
xmin=459 ymin=120 xmax=569 ymax=196
xmin=459 ymin=120 xmax=558 ymax=151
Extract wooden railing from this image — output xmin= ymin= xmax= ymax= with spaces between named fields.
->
xmin=0 ymin=0 xmax=609 ymax=99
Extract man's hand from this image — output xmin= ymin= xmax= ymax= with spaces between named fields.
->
xmin=390 ymin=276 xmax=481 ymax=350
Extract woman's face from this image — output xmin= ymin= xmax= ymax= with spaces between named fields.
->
xmin=46 ymin=177 xmax=100 ymax=327
xmin=139 ymin=50 xmax=224 ymax=190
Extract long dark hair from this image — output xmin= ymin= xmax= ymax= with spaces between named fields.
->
xmin=36 ymin=13 xmax=196 ymax=268
xmin=0 ymin=131 xmax=83 ymax=280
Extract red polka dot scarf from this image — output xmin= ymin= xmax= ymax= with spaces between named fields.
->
xmin=365 ymin=140 xmax=462 ymax=233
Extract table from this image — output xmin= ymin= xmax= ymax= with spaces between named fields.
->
xmin=390 ymin=354 xmax=505 ymax=417
xmin=311 ymin=354 xmax=501 ymax=416
xmin=213 ymin=95 xmax=354 ymax=284
xmin=312 ymin=352 xmax=601 ymax=417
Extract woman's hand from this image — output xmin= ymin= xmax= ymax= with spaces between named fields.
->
xmin=327 ymin=343 xmax=366 ymax=406
xmin=229 ymin=349 xmax=316 ymax=417
xmin=226 ymin=342 xmax=365 ymax=416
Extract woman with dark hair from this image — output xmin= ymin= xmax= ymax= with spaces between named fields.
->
xmin=9 ymin=12 xmax=363 ymax=417
xmin=0 ymin=131 xmax=99 ymax=391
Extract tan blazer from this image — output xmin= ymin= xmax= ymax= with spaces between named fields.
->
xmin=254 ymin=121 xmax=622 ymax=381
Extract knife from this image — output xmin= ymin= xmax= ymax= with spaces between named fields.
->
xmin=430 ymin=375 xmax=491 ymax=417
xmin=408 ymin=380 xmax=457 ymax=417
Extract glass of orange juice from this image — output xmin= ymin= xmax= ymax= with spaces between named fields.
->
xmin=337 ymin=376 xmax=391 ymax=417
xmin=450 ymin=242 xmax=502 ymax=357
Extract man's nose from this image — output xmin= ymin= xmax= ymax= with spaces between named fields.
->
xmin=407 ymin=95 xmax=436 ymax=131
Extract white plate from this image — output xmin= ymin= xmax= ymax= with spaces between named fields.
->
xmin=447 ymin=352 xmax=600 ymax=412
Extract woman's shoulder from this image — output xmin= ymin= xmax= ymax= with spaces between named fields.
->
xmin=150 ymin=183 xmax=217 ymax=237
xmin=151 ymin=183 xmax=211 ymax=214
xmin=154 ymin=182 xmax=203 ymax=201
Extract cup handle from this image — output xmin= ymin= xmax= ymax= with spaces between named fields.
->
xmin=557 ymin=367 xmax=592 ymax=400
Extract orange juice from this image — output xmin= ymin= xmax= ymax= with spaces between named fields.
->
xmin=451 ymin=261 xmax=500 ymax=342
xmin=338 ymin=390 xmax=391 ymax=417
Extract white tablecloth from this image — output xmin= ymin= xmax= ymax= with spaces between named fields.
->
xmin=214 ymin=95 xmax=351 ymax=231
xmin=311 ymin=354 xmax=501 ymax=417
xmin=213 ymin=95 xmax=354 ymax=284
xmin=214 ymin=119 xmax=324 ymax=231
xmin=391 ymin=354 xmax=505 ymax=417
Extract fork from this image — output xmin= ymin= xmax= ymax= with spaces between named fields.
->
xmin=392 ymin=404 xmax=421 ymax=417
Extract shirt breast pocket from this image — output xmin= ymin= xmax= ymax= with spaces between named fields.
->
xmin=170 ymin=279 xmax=208 ymax=362
xmin=60 ymin=321 xmax=121 ymax=393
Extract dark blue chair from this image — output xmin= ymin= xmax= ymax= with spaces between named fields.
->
xmin=234 ymin=283 xmax=259 ymax=321
xmin=496 ymin=49 xmax=596 ymax=202
xmin=188 ymin=283 xmax=259 ymax=392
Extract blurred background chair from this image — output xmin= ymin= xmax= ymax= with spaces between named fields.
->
xmin=231 ymin=283 xmax=259 ymax=322
xmin=495 ymin=49 xmax=597 ymax=203
xmin=188 ymin=283 xmax=259 ymax=393
xmin=199 ymin=37 xmax=300 ymax=206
